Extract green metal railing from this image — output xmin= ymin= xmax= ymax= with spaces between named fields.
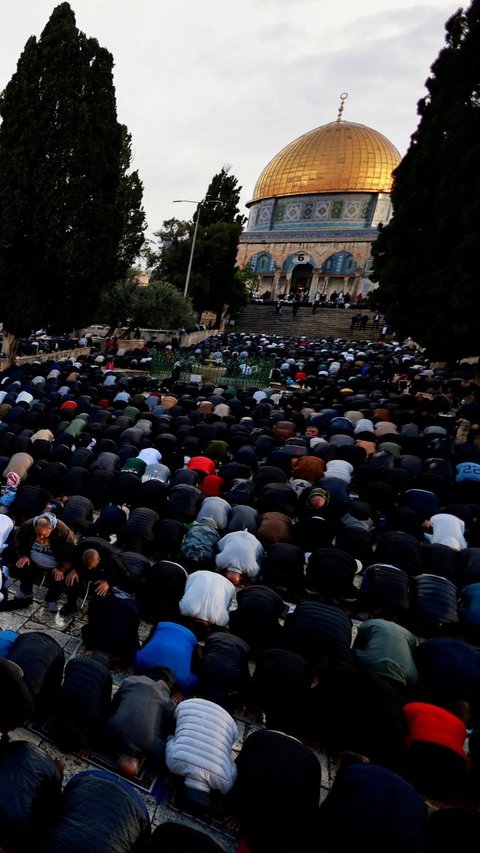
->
xmin=150 ymin=353 xmax=274 ymax=388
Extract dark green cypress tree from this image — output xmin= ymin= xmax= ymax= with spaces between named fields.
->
xmin=152 ymin=166 xmax=247 ymax=322
xmin=191 ymin=167 xmax=246 ymax=321
xmin=371 ymin=0 xmax=480 ymax=361
xmin=0 ymin=3 xmax=145 ymax=360
xmin=195 ymin=165 xmax=245 ymax=227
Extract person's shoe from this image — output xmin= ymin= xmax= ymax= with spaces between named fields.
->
xmin=2 ymin=567 xmax=13 ymax=589
xmin=15 ymin=590 xmax=33 ymax=600
xmin=59 ymin=604 xmax=77 ymax=617
xmin=47 ymin=601 xmax=58 ymax=614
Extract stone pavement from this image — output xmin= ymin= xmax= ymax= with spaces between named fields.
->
xmin=0 ymin=579 xmax=340 ymax=850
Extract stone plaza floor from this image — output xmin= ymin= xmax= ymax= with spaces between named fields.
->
xmin=0 ymin=579 xmax=341 ymax=850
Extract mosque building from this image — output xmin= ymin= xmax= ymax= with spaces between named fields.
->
xmin=237 ymin=95 xmax=401 ymax=303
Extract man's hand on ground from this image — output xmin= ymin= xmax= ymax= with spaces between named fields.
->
xmin=95 ymin=580 xmax=109 ymax=596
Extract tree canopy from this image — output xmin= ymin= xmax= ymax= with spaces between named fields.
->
xmin=98 ymin=278 xmax=195 ymax=331
xmin=371 ymin=0 xmax=480 ymax=361
xmin=148 ymin=166 xmax=248 ymax=321
xmin=0 ymin=2 xmax=145 ymax=353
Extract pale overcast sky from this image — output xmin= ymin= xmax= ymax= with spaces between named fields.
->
xmin=1 ymin=0 xmax=456 ymax=240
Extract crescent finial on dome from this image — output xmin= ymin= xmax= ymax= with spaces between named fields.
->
xmin=337 ymin=92 xmax=348 ymax=122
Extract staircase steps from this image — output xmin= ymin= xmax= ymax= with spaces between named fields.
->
xmin=235 ymin=306 xmax=387 ymax=341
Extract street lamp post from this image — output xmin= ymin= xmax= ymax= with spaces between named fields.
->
xmin=173 ymin=198 xmax=217 ymax=299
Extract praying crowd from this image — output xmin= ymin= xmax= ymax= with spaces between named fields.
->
xmin=0 ymin=332 xmax=480 ymax=850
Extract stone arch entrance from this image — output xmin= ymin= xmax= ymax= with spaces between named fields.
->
xmin=291 ymin=261 xmax=313 ymax=300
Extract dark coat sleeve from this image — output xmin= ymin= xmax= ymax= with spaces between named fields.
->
xmin=53 ymin=658 xmax=112 ymax=751
xmin=8 ymin=632 xmax=65 ymax=718
xmin=37 ymin=771 xmax=150 ymax=852
xmin=0 ymin=658 xmax=35 ymax=731
xmin=0 ymin=741 xmax=63 ymax=849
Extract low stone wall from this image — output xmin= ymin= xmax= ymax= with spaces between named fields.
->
xmin=179 ymin=329 xmax=220 ymax=348
xmin=94 ymin=329 xmax=220 ymax=353
xmin=137 ymin=328 xmax=220 ymax=347
xmin=3 ymin=346 xmax=92 ymax=370
xmin=114 ymin=339 xmax=143 ymax=353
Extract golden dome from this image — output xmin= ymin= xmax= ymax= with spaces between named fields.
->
xmin=250 ymin=120 xmax=401 ymax=203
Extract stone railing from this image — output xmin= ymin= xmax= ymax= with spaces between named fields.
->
xmin=1 ymin=346 xmax=92 ymax=370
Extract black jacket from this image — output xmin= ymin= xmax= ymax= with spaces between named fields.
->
xmin=37 ymin=771 xmax=150 ymax=852
xmin=117 ymin=507 xmax=159 ymax=554
xmin=81 ymin=595 xmax=140 ymax=664
xmin=0 ymin=741 xmax=62 ymax=850
xmin=283 ymin=601 xmax=353 ymax=667
xmin=70 ymin=537 xmax=130 ymax=589
xmin=199 ymin=632 xmax=250 ymax=694
xmin=8 ymin=632 xmax=65 ymax=720
xmin=229 ymin=586 xmax=286 ymax=655
xmin=53 ymin=658 xmax=112 ymax=751
xmin=234 ymin=730 xmax=321 ymax=852
xmin=0 ymin=658 xmax=35 ymax=732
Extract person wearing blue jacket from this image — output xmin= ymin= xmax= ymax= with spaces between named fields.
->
xmin=135 ymin=621 xmax=199 ymax=694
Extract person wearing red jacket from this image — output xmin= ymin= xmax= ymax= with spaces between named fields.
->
xmin=403 ymin=700 xmax=471 ymax=801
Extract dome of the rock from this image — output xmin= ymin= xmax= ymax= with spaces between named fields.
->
xmin=250 ymin=120 xmax=401 ymax=202
xmin=237 ymin=103 xmax=402 ymax=305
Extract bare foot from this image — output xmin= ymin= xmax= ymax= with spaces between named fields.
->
xmin=77 ymin=748 xmax=93 ymax=759
xmin=117 ymin=754 xmax=140 ymax=779
xmin=56 ymin=758 xmax=66 ymax=779
xmin=83 ymin=650 xmax=93 ymax=659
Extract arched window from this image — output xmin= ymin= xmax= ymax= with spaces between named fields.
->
xmin=321 ymin=251 xmax=357 ymax=275
xmin=248 ymin=252 xmax=275 ymax=273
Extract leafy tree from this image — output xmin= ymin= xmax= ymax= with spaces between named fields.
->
xmin=96 ymin=277 xmax=138 ymax=332
xmin=98 ymin=280 xmax=195 ymax=331
xmin=143 ymin=218 xmax=190 ymax=282
xmin=133 ymin=281 xmax=195 ymax=329
xmin=146 ymin=218 xmax=191 ymax=290
xmin=233 ymin=265 xmax=259 ymax=297
xmin=150 ymin=166 xmax=247 ymax=322
xmin=371 ymin=0 xmax=480 ymax=362
xmin=0 ymin=3 xmax=146 ymax=361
